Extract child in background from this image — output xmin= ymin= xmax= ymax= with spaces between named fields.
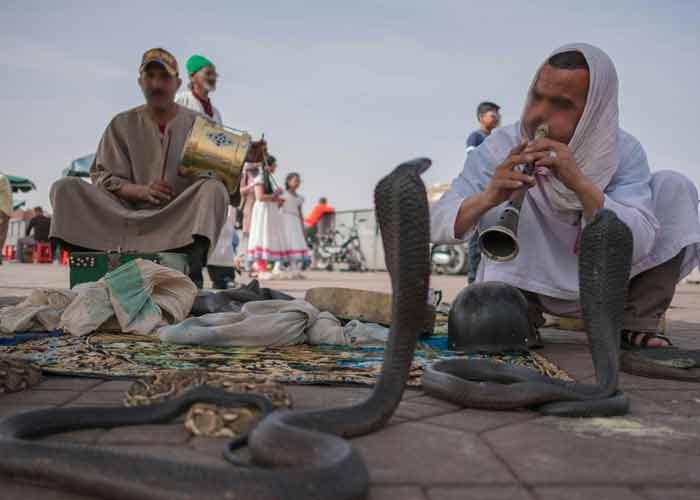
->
xmin=280 ymin=172 xmax=309 ymax=279
xmin=246 ymin=155 xmax=286 ymax=279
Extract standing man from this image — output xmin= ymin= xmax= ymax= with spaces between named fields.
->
xmin=466 ymin=102 xmax=501 ymax=153
xmin=0 ymin=173 xmax=11 ymax=265
xmin=304 ymin=197 xmax=336 ymax=269
xmin=432 ymin=44 xmax=700 ymax=348
xmin=465 ymin=102 xmax=501 ymax=283
xmin=304 ymin=197 xmax=336 ymax=238
xmin=176 ymin=54 xmax=235 ymax=288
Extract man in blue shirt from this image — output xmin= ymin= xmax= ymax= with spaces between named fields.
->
xmin=465 ymin=101 xmax=501 ymax=283
xmin=466 ymin=101 xmax=501 ymax=151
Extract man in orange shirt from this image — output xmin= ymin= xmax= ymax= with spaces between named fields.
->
xmin=304 ymin=197 xmax=335 ymax=238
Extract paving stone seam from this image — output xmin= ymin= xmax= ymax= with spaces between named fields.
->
xmin=472 ymin=415 xmax=540 ymax=437
xmin=396 ymin=403 xmax=463 ymax=421
xmin=56 ymin=389 xmax=93 ymax=407
xmin=632 ymin=486 xmax=657 ymax=500
xmin=633 ymin=485 xmax=700 ymax=500
xmin=415 ymin=411 xmax=537 ymax=434
xmin=477 ymin=428 xmax=530 ymax=486
xmin=369 ymin=480 xmax=524 ymax=486
xmin=521 ymin=481 xmax=700 ymax=487
xmin=36 ymin=378 xmax=105 ymax=391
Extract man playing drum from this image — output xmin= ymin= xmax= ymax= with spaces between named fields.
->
xmin=175 ymin=54 xmax=222 ymax=125
xmin=49 ymin=48 xmax=262 ymax=288
xmin=176 ymin=54 xmax=237 ymax=289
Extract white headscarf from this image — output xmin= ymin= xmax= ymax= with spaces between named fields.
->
xmin=521 ymin=43 xmax=620 ymax=212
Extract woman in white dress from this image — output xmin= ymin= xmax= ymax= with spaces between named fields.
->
xmin=281 ymin=173 xmax=310 ymax=278
xmin=246 ymin=156 xmax=286 ymax=279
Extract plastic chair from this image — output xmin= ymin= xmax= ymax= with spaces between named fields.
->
xmin=32 ymin=242 xmax=52 ymax=264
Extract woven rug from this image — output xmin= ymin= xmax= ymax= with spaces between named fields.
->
xmin=0 ymin=325 xmax=572 ymax=386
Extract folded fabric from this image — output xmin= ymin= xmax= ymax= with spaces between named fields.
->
xmin=0 ymin=289 xmax=77 ymax=334
xmin=159 ymin=299 xmax=317 ymax=347
xmin=159 ymin=298 xmax=391 ymax=348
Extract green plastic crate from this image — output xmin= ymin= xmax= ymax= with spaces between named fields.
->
xmin=69 ymin=252 xmax=189 ymax=288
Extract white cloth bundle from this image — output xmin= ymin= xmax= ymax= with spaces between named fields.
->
xmin=158 ymin=299 xmax=390 ymax=347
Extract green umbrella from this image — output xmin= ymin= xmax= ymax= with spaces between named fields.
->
xmin=7 ymin=175 xmax=36 ymax=193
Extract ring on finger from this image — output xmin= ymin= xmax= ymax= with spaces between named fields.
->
xmin=548 ymin=150 xmax=557 ymax=159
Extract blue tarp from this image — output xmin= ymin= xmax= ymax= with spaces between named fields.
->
xmin=0 ymin=330 xmax=64 ymax=346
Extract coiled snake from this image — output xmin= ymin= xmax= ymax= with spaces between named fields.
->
xmin=0 ymin=158 xmax=432 ymax=500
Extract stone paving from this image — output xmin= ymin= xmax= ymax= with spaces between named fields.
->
xmin=1 ymin=263 xmax=699 ymax=499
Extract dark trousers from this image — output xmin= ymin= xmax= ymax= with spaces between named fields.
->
xmin=523 ymin=248 xmax=687 ymax=335
xmin=171 ymin=236 xmax=210 ymax=289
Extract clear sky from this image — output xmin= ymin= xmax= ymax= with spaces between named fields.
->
xmin=2 ymin=0 xmax=698 ymax=213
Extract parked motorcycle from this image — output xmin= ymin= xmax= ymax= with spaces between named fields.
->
xmin=310 ymin=219 xmax=368 ymax=272
xmin=431 ymin=242 xmax=469 ymax=275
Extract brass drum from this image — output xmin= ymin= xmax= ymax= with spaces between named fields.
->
xmin=179 ymin=115 xmax=251 ymax=195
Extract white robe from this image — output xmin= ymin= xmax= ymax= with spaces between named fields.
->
xmin=174 ymin=89 xmax=222 ymax=125
xmin=207 ymin=207 xmax=237 ymax=267
xmin=431 ymin=122 xmax=700 ymax=307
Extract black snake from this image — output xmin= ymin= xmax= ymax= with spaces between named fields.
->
xmin=0 ymin=158 xmax=432 ymax=500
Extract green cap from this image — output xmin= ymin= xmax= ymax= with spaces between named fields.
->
xmin=186 ymin=54 xmax=213 ymax=76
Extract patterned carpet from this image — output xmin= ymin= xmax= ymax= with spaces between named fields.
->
xmin=0 ymin=324 xmax=571 ymax=386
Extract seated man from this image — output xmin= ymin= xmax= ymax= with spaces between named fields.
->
xmin=50 ymin=48 xmax=261 ymax=288
xmin=26 ymin=206 xmax=51 ymax=243
xmin=431 ymin=43 xmax=700 ymax=348
xmin=25 ymin=206 xmax=54 ymax=260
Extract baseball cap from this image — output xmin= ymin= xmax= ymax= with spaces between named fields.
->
xmin=139 ymin=48 xmax=179 ymax=77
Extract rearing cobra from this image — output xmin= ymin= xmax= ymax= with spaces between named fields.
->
xmin=0 ymin=157 xmax=633 ymax=499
